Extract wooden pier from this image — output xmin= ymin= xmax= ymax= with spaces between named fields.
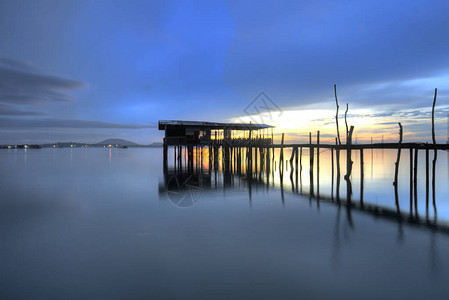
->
xmin=159 ymin=133 xmax=449 ymax=235
xmin=158 ymin=87 xmax=449 ymax=234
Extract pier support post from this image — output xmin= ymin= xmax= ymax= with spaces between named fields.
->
xmin=317 ymin=131 xmax=320 ymax=199
xmin=409 ymin=148 xmax=413 ymax=213
xmin=344 ymin=126 xmax=354 ymax=180
xmin=331 ymin=147 xmax=334 ymax=201
xmin=360 ymin=148 xmax=364 ymax=206
xmin=393 ymin=123 xmax=403 ymax=213
xmin=414 ymin=147 xmax=418 ymax=214
xmin=185 ymin=146 xmax=191 ymax=171
xmin=309 ymin=132 xmax=314 ymax=196
xmin=336 ymin=138 xmax=341 ymax=202
xmin=163 ymin=138 xmax=168 ymax=168
xmin=426 ymin=147 xmax=429 ymax=212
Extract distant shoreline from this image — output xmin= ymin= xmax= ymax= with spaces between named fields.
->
xmin=0 ymin=139 xmax=163 ymax=149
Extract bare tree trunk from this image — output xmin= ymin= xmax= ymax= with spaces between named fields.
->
xmin=334 ymin=84 xmax=341 ymax=146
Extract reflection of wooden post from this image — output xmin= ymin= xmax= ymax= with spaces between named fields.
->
xmin=290 ymin=146 xmax=295 ymax=163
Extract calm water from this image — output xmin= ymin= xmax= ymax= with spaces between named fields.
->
xmin=1 ymin=148 xmax=449 ymax=299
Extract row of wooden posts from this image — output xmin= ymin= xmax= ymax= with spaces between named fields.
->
xmin=165 ymin=134 xmax=442 ymax=214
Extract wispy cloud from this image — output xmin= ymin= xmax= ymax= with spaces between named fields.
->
xmin=0 ymin=117 xmax=156 ymax=129
xmin=0 ymin=57 xmax=86 ymax=105
xmin=0 ymin=104 xmax=46 ymax=116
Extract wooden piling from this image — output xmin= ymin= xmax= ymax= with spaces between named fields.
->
xmin=266 ymin=147 xmax=270 ymax=174
xmin=309 ymin=132 xmax=314 ymax=196
xmin=432 ymin=88 xmax=438 ymax=211
xmin=360 ymin=148 xmax=364 ymax=206
xmin=344 ymin=126 xmax=354 ymax=180
xmin=344 ymin=125 xmax=354 ymax=204
xmin=426 ymin=147 xmax=429 ymax=211
xmin=432 ymin=150 xmax=437 ymax=210
xmin=178 ymin=146 xmax=182 ymax=172
xmin=336 ymin=138 xmax=341 ymax=202
xmin=294 ymin=146 xmax=298 ymax=177
xmin=331 ymin=147 xmax=334 ymax=201
xmin=173 ymin=146 xmax=176 ymax=169
xmin=280 ymin=133 xmax=285 ymax=164
xmin=290 ymin=145 xmax=295 ymax=163
xmin=409 ymin=148 xmax=413 ymax=213
xmin=413 ymin=147 xmax=418 ymax=213
xmin=317 ymin=131 xmax=320 ymax=199
xmin=345 ymin=103 xmax=349 ymax=143
xmin=334 ymin=84 xmax=341 ymax=146
xmin=393 ymin=123 xmax=403 ymax=213
xmin=432 ymin=88 xmax=437 ymax=145
xmin=299 ymin=146 xmax=303 ymax=189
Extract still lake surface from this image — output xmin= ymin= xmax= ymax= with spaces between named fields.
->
xmin=1 ymin=147 xmax=449 ymax=299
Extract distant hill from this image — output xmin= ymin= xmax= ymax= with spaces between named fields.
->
xmin=96 ymin=138 xmax=140 ymax=146
xmin=147 ymin=142 xmax=163 ymax=147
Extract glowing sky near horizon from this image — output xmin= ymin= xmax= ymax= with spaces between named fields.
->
xmin=1 ymin=0 xmax=449 ymax=144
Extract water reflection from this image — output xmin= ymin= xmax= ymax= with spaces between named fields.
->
xmin=2 ymin=148 xmax=449 ymax=299
xmin=160 ymin=147 xmax=449 ymax=234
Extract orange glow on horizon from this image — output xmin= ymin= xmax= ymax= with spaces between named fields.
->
xmin=231 ymin=106 xmax=448 ymax=144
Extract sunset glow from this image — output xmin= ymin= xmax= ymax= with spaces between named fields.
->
xmin=232 ymin=104 xmax=449 ymax=144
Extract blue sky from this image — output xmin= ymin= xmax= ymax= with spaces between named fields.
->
xmin=1 ymin=0 xmax=449 ymax=144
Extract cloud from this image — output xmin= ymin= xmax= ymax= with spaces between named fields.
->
xmin=0 ymin=104 xmax=46 ymax=116
xmin=0 ymin=57 xmax=86 ymax=105
xmin=0 ymin=58 xmax=36 ymax=71
xmin=223 ymin=0 xmax=449 ymax=107
xmin=0 ymin=117 xmax=156 ymax=129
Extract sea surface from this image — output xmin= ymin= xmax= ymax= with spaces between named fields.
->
xmin=1 ymin=147 xmax=449 ymax=299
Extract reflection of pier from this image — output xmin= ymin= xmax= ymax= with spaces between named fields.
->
xmin=158 ymin=142 xmax=449 ymax=235
xmin=159 ymin=120 xmax=448 ymax=217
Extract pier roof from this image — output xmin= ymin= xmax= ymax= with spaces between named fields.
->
xmin=158 ymin=120 xmax=273 ymax=131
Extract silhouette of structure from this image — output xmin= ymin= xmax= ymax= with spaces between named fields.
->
xmin=159 ymin=120 xmax=274 ymax=171
xmin=158 ymin=120 xmax=274 ymax=146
